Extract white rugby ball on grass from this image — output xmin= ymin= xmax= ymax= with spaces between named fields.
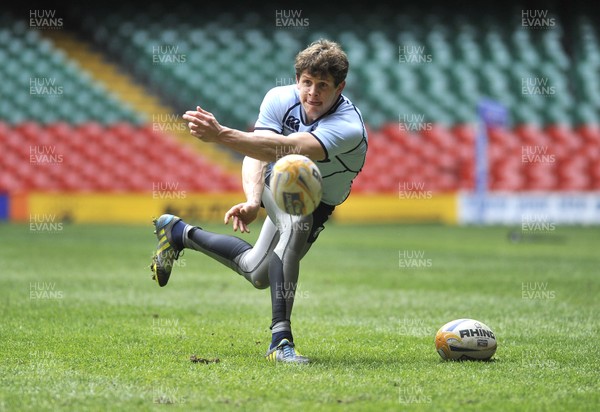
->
xmin=435 ymin=318 xmax=497 ymax=361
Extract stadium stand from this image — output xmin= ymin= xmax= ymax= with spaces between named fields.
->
xmin=0 ymin=14 xmax=242 ymax=194
xmin=59 ymin=3 xmax=597 ymax=128
xmin=0 ymin=121 xmax=240 ymax=192
xmin=1 ymin=1 xmax=599 ymax=198
xmin=0 ymin=17 xmax=142 ymax=125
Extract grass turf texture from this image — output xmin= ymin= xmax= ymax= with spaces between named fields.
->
xmin=0 ymin=221 xmax=598 ymax=411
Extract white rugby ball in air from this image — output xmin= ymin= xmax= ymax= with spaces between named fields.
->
xmin=270 ymin=154 xmax=323 ymax=216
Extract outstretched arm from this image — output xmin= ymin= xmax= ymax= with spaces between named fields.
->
xmin=182 ymin=106 xmax=326 ymax=162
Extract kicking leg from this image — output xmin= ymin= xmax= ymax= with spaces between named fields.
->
xmin=180 ymin=216 xmax=279 ymax=289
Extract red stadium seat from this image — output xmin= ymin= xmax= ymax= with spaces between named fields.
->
xmin=1 ymin=123 xmax=243 ymax=193
xmin=576 ymin=124 xmax=600 ymax=145
xmin=451 ymin=124 xmax=476 ymax=145
xmin=2 ymin=120 xmax=596 ymax=195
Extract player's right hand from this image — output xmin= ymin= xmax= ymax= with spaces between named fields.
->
xmin=224 ymin=202 xmax=260 ymax=233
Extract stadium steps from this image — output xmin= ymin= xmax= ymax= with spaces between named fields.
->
xmin=41 ymin=30 xmax=242 ymax=175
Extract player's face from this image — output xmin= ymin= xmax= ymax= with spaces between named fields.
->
xmin=297 ymin=72 xmax=345 ymax=123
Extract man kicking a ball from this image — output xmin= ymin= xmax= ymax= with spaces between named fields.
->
xmin=150 ymin=39 xmax=367 ymax=363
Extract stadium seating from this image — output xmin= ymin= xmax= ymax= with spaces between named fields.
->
xmin=352 ymin=121 xmax=600 ymax=192
xmin=0 ymin=17 xmax=143 ymax=125
xmin=0 ymin=121 xmax=241 ymax=192
xmin=1 ymin=4 xmax=599 ymax=195
xmin=62 ymin=3 xmax=600 ymax=131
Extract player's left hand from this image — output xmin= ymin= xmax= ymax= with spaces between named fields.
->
xmin=182 ymin=106 xmax=222 ymax=142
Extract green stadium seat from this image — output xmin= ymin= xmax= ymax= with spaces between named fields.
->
xmin=16 ymin=3 xmax=597 ymax=130
xmin=0 ymin=19 xmax=145 ymax=125
xmin=573 ymin=103 xmax=598 ymax=126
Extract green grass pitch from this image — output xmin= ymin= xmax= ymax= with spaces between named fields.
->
xmin=0 ymin=221 xmax=598 ymax=411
